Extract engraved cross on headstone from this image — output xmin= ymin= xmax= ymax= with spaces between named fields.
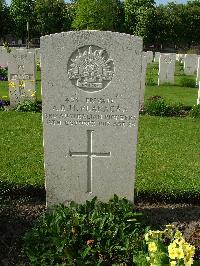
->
xmin=69 ymin=130 xmax=111 ymax=193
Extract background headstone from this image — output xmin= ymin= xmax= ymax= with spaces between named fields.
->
xmin=8 ymin=49 xmax=36 ymax=107
xmin=146 ymin=51 xmax=153 ymax=64
xmin=41 ymin=31 xmax=143 ymax=207
xmin=158 ymin=53 xmax=176 ymax=85
xmin=196 ymin=57 xmax=200 ymax=86
xmin=184 ymin=54 xmax=198 ymax=75
xmin=140 ymin=52 xmax=148 ymax=108
xmin=176 ymin=53 xmax=185 ymax=63
xmin=0 ymin=47 xmax=9 ymax=67
xmin=154 ymin=52 xmax=161 ymax=62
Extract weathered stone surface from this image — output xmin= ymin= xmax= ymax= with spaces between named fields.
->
xmin=8 ymin=49 xmax=36 ymax=107
xmin=41 ymin=31 xmax=143 ymax=207
xmin=146 ymin=51 xmax=153 ymax=63
xmin=196 ymin=57 xmax=200 ymax=86
xmin=184 ymin=54 xmax=198 ymax=75
xmin=0 ymin=47 xmax=9 ymax=67
xmin=154 ymin=52 xmax=160 ymax=62
xmin=197 ymin=82 xmax=200 ymax=105
xmin=158 ymin=53 xmax=176 ymax=85
xmin=140 ymin=52 xmax=148 ymax=108
xmin=176 ymin=54 xmax=185 ymax=63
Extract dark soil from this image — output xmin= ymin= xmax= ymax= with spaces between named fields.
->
xmin=1 ymin=191 xmax=200 ymax=266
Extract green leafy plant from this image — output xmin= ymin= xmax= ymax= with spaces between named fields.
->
xmin=179 ymin=76 xmax=196 ymax=88
xmin=189 ymin=105 xmax=200 ymax=118
xmin=0 ymin=97 xmax=5 ymax=110
xmin=15 ymin=100 xmax=40 ymax=112
xmin=146 ymin=66 xmax=158 ymax=86
xmin=0 ymin=66 xmax=8 ymax=81
xmin=36 ymin=62 xmax=41 ymax=71
xmin=24 ymin=196 xmax=148 ymax=265
xmin=144 ymin=96 xmax=190 ymax=117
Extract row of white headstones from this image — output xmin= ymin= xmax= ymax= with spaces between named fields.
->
xmin=0 ymin=31 xmax=199 ymax=207
xmin=0 ymin=47 xmax=199 ymax=107
xmin=141 ymin=51 xmax=200 ymax=105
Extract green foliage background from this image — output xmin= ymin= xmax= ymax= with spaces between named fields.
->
xmin=0 ymin=0 xmax=200 ymax=48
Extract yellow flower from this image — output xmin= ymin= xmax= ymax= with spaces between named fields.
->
xmin=175 ymin=247 xmax=184 ymax=259
xmin=184 ymin=258 xmax=194 ymax=266
xmin=8 ymin=81 xmax=16 ymax=88
xmin=168 ymin=243 xmax=177 ymax=260
xmin=148 ymin=242 xmax=157 ymax=252
xmin=145 ymin=233 xmax=150 ymax=241
xmin=146 ymin=256 xmax=150 ymax=262
xmin=174 ymin=230 xmax=182 ymax=238
xmin=2 ymin=96 xmax=8 ymax=99
xmin=31 ymin=92 xmax=36 ymax=97
xmin=170 ymin=261 xmax=176 ymax=266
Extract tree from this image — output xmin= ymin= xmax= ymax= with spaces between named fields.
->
xmin=10 ymin=0 xmax=35 ymax=39
xmin=183 ymin=1 xmax=200 ymax=47
xmin=34 ymin=0 xmax=72 ymax=36
xmin=0 ymin=0 xmax=10 ymax=38
xmin=72 ymin=0 xmax=124 ymax=32
xmin=124 ymin=0 xmax=155 ymax=44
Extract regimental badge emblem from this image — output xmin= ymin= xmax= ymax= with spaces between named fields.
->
xmin=67 ymin=45 xmax=115 ymax=92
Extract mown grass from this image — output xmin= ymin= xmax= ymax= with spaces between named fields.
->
xmin=145 ymin=62 xmax=198 ymax=106
xmin=136 ymin=115 xmax=200 ymax=201
xmin=1 ymin=112 xmax=200 ymax=202
xmin=0 ymin=112 xmax=44 ymax=188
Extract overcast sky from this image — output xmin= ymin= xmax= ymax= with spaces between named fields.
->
xmin=5 ymin=0 xmax=188 ymax=7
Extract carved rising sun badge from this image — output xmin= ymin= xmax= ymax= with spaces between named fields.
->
xmin=67 ymin=45 xmax=114 ymax=92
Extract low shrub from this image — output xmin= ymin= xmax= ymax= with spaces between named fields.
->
xmin=0 ymin=98 xmax=5 ymax=110
xmin=15 ymin=100 xmax=41 ymax=112
xmin=189 ymin=105 xmax=200 ymax=118
xmin=36 ymin=62 xmax=41 ymax=71
xmin=144 ymin=96 xmax=189 ymax=117
xmin=179 ymin=76 xmax=196 ymax=88
xmin=0 ymin=66 xmax=8 ymax=81
xmin=24 ymin=196 xmax=148 ymax=265
xmin=146 ymin=67 xmax=158 ymax=86
xmin=0 ymin=96 xmax=9 ymax=110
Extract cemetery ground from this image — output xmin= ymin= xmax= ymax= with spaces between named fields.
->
xmin=0 ymin=62 xmax=200 ymax=265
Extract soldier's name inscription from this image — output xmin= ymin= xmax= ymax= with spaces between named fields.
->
xmin=44 ymin=94 xmax=136 ymax=128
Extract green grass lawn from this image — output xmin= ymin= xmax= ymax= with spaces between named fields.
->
xmin=0 ymin=112 xmax=44 ymax=188
xmin=145 ymin=86 xmax=198 ymax=106
xmin=145 ymin=62 xmax=198 ymax=106
xmin=1 ymin=112 xmax=200 ymax=202
xmin=136 ymin=115 xmax=200 ymax=201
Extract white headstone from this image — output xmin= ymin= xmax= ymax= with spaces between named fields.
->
xmin=41 ymin=31 xmax=143 ymax=207
xmin=197 ymin=82 xmax=200 ymax=105
xmin=184 ymin=54 xmax=198 ymax=75
xmin=176 ymin=53 xmax=185 ymax=63
xmin=146 ymin=51 xmax=153 ymax=64
xmin=158 ymin=53 xmax=176 ymax=86
xmin=8 ymin=49 xmax=36 ymax=107
xmin=0 ymin=47 xmax=9 ymax=67
xmin=154 ymin=52 xmax=160 ymax=62
xmin=140 ymin=52 xmax=148 ymax=108
xmin=196 ymin=57 xmax=200 ymax=86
